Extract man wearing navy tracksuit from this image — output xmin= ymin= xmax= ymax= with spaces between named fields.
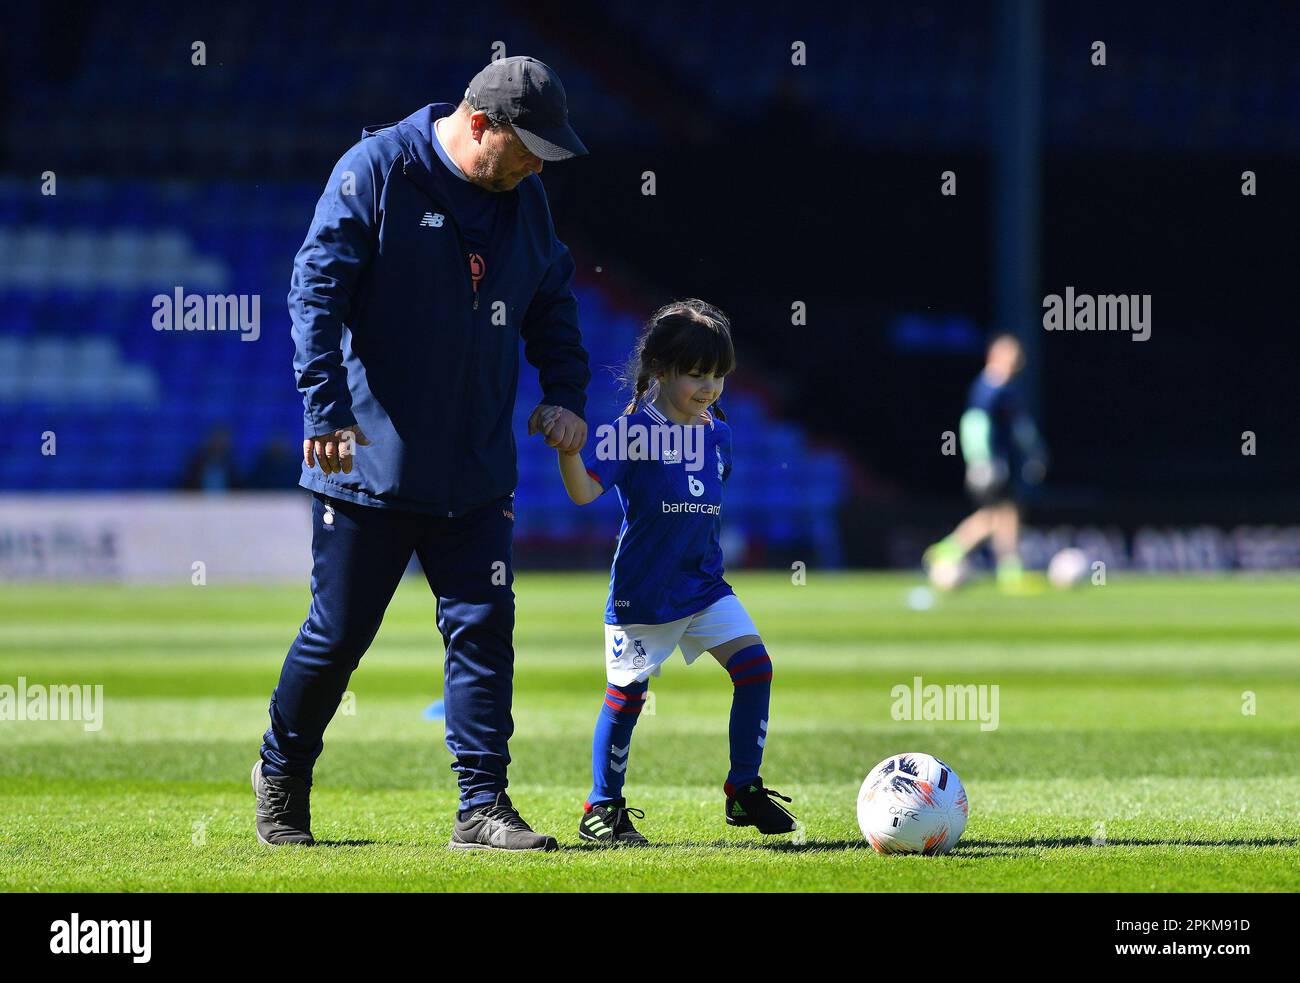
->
xmin=253 ymin=57 xmax=590 ymax=851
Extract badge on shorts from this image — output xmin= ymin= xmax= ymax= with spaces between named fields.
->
xmin=632 ymin=639 xmax=647 ymax=669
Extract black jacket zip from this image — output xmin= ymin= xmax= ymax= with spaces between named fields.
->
xmin=401 ymin=154 xmax=483 ymax=514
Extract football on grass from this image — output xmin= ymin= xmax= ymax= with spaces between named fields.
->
xmin=857 ymin=752 xmax=968 ymax=855
xmin=1048 ymin=547 xmax=1090 ymax=589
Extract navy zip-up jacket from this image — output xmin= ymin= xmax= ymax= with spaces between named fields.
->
xmin=289 ymin=103 xmax=590 ymax=516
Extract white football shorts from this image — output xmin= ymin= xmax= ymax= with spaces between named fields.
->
xmin=603 ymin=594 xmax=760 ymax=686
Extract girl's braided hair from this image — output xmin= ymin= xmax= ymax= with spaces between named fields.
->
xmin=621 ymin=298 xmax=734 ymax=421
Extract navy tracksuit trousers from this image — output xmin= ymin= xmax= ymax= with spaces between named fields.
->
xmin=261 ymin=491 xmax=516 ymax=810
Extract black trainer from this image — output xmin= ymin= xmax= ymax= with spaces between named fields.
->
xmin=252 ymin=760 xmax=315 ymax=846
xmin=449 ymin=792 xmax=558 ymax=852
xmin=725 ymin=779 xmax=797 ymax=834
xmin=578 ymin=798 xmax=649 ymax=846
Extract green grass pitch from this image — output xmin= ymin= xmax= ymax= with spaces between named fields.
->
xmin=2 ymin=572 xmax=1297 ymax=892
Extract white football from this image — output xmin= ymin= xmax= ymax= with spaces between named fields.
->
xmin=1048 ymin=547 xmax=1090 ymax=589
xmin=927 ymin=558 xmax=967 ymax=591
xmin=857 ymin=752 xmax=968 ymax=855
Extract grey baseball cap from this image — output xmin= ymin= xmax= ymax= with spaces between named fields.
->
xmin=464 ymin=56 xmax=588 ymax=161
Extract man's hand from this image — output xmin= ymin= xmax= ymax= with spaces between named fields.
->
xmin=304 ymin=426 xmax=371 ymax=475
xmin=528 ymin=404 xmax=586 ymax=454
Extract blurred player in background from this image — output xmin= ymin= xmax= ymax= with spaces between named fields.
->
xmin=925 ymin=333 xmax=1046 ymax=592
xmin=550 ymin=299 xmax=797 ymax=845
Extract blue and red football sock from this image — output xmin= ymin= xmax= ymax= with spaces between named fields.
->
xmin=722 ymin=644 xmax=772 ymax=794
xmin=587 ymin=679 xmax=648 ymax=808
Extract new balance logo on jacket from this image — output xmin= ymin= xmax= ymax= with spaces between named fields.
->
xmin=420 ymin=211 xmax=445 ymax=227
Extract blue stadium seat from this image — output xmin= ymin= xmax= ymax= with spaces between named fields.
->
xmin=0 ymin=166 xmax=851 ymax=559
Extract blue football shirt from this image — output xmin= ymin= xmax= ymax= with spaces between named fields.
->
xmin=582 ymin=400 xmax=734 ymax=625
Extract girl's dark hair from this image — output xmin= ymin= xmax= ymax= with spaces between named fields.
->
xmin=622 ymin=298 xmax=735 ymax=421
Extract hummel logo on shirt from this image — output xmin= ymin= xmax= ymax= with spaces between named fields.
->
xmin=420 ymin=212 xmax=445 ymax=228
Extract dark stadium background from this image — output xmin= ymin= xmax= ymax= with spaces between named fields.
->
xmin=3 ymin=0 xmax=1296 ymax=572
